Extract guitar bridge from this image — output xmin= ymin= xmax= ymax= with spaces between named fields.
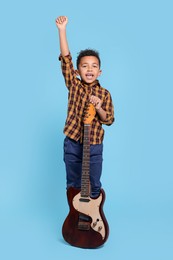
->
xmin=78 ymin=214 xmax=91 ymax=231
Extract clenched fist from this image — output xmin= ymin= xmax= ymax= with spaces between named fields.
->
xmin=55 ymin=16 xmax=68 ymax=30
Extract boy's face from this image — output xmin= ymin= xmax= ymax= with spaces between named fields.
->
xmin=76 ymin=56 xmax=102 ymax=84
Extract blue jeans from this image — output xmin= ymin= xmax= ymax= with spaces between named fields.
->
xmin=63 ymin=136 xmax=103 ymax=197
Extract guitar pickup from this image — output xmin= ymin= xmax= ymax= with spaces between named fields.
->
xmin=78 ymin=221 xmax=90 ymax=230
xmin=79 ymin=214 xmax=91 ymax=222
xmin=78 ymin=214 xmax=91 ymax=230
xmin=79 ymin=198 xmax=90 ymax=202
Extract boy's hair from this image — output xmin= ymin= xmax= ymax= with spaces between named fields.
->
xmin=76 ymin=49 xmax=101 ymax=69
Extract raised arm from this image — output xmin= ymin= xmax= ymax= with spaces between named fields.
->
xmin=55 ymin=16 xmax=69 ymax=56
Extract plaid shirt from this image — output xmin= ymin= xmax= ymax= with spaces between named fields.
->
xmin=59 ymin=53 xmax=114 ymax=144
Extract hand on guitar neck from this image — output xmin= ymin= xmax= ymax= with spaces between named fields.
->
xmin=89 ymin=96 xmax=107 ymax=122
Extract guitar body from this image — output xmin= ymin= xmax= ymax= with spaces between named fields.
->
xmin=62 ymin=186 xmax=109 ymax=248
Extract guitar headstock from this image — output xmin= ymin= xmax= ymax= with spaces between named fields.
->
xmin=83 ymin=103 xmax=96 ymax=124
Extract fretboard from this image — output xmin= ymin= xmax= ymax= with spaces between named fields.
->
xmin=81 ymin=124 xmax=91 ymax=198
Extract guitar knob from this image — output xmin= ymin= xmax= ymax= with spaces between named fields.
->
xmin=92 ymin=222 xmax=97 ymax=228
xmin=98 ymin=226 xmax=102 ymax=231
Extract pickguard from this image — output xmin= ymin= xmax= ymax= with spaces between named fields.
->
xmin=73 ymin=192 xmax=105 ymax=239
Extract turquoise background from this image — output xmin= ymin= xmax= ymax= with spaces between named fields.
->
xmin=0 ymin=0 xmax=172 ymax=259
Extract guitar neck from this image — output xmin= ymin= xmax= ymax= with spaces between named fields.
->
xmin=81 ymin=124 xmax=91 ymax=198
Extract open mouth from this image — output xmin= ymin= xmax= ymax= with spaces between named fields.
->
xmin=86 ymin=73 xmax=94 ymax=79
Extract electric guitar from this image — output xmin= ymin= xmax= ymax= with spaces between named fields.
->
xmin=62 ymin=103 xmax=109 ymax=248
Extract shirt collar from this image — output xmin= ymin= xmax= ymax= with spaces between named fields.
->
xmin=81 ymin=80 xmax=100 ymax=89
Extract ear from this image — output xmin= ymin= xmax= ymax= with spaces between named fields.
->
xmin=98 ymin=70 xmax=102 ymax=77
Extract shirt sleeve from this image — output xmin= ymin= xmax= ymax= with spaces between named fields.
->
xmin=59 ymin=53 xmax=77 ymax=89
xmin=100 ymin=91 xmax=115 ymax=126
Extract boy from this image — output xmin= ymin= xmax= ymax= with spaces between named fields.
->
xmin=55 ymin=16 xmax=114 ymax=198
